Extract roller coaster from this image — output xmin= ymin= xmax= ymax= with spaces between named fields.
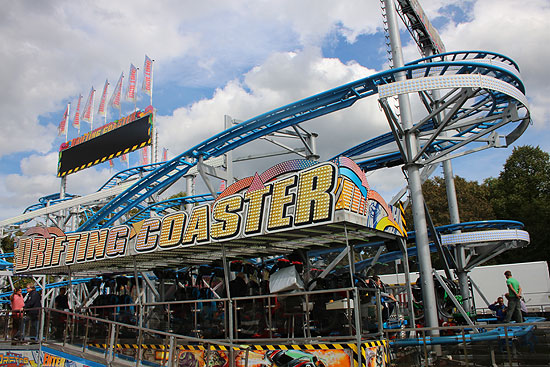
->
xmin=0 ymin=0 xmax=544 ymax=365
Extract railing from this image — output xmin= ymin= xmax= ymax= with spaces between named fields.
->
xmin=0 ymin=286 xmax=387 ymax=365
xmin=384 ymin=321 xmax=550 ymax=366
xmin=76 ymin=287 xmax=386 ymax=343
xmin=3 ymin=288 xmax=547 ymax=366
xmin=476 ymin=304 xmax=550 ymax=315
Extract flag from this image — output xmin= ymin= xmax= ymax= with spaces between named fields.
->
xmin=109 ymin=159 xmax=114 ymax=169
xmin=141 ymin=146 xmax=148 ymax=165
xmin=163 ymin=148 xmax=168 ymax=161
xmin=82 ymin=87 xmax=95 ymax=124
xmin=126 ymin=63 xmax=138 ymax=102
xmin=58 ymin=103 xmax=70 ymax=136
xmin=109 ymin=72 xmax=124 ymax=110
xmin=97 ymin=79 xmax=109 ymax=117
xmin=72 ymin=94 xmax=82 ymax=129
xmin=120 ymin=153 xmax=128 ymax=163
xmin=142 ymin=55 xmax=153 ymax=96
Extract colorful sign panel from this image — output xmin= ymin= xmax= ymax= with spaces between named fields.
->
xmin=175 ymin=349 xmax=350 ymax=367
xmin=155 ymin=343 xmax=388 ymax=367
xmin=16 ymin=158 xmax=406 ymax=274
xmin=57 ymin=106 xmax=153 ymax=177
xmin=0 ymin=349 xmax=102 ymax=367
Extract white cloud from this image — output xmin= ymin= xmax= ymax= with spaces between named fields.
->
xmin=1 ymin=0 xmax=549 ymax=223
xmin=437 ymin=0 xmax=550 ymax=128
xmin=157 ymin=47 xmax=389 ymax=169
xmin=0 ymin=152 xmax=113 ymax=220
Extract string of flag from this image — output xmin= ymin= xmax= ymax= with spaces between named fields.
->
xmin=57 ymin=54 xmax=156 ymax=170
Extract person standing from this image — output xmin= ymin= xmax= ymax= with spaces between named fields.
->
xmin=10 ymin=287 xmax=24 ymax=341
xmin=54 ymin=287 xmax=69 ymax=310
xmin=24 ymin=285 xmax=41 ymax=340
xmin=53 ymin=287 xmax=70 ymax=339
xmin=371 ymin=275 xmax=398 ymax=321
xmin=503 ymin=270 xmax=523 ymax=323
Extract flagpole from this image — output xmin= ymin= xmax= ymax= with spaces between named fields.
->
xmin=65 ymin=102 xmax=70 ymax=142
xmin=151 ymin=59 xmax=155 ymax=164
xmin=91 ymin=88 xmax=96 ymax=131
xmin=119 ymin=73 xmax=123 ymax=119
xmin=135 ymin=67 xmax=139 ymax=112
xmin=76 ymin=94 xmax=82 ymax=136
xmin=104 ymin=80 xmax=109 ymax=125
xmin=150 ymin=59 xmax=154 ymax=106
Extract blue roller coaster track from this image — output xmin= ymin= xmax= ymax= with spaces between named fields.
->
xmin=18 ymin=51 xmax=529 ymax=233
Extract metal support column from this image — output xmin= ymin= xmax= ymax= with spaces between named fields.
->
xmin=133 ymin=257 xmax=144 ymax=367
xmin=344 ymin=224 xmax=362 ymax=367
xmin=443 ymin=158 xmax=470 ymax=312
xmin=185 ymin=174 xmax=194 ymax=211
xmin=224 ymin=115 xmax=235 ymax=185
xmin=398 ymin=238 xmax=415 ymax=328
xmin=384 ymin=0 xmax=440 ymax=335
xmin=221 ymin=243 xmax=235 ymax=367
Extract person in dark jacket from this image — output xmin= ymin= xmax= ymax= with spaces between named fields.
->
xmin=229 ymin=272 xmax=248 ymax=298
xmin=24 ymin=285 xmax=41 ymax=340
xmin=370 ymin=275 xmax=398 ymax=321
xmin=488 ymin=297 xmax=507 ymax=321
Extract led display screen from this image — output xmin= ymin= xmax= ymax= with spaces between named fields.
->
xmin=57 ymin=112 xmax=152 ymax=177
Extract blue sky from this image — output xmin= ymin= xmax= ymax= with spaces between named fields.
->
xmin=0 ymin=0 xmax=549 ymax=221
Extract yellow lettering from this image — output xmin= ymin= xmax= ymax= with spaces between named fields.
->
xmin=76 ymin=232 xmax=89 ymax=262
xmin=87 ymin=229 xmax=109 ymax=260
xmin=267 ymin=176 xmax=297 ymax=231
xmin=295 ymin=163 xmax=335 ymax=225
xmin=211 ymin=196 xmax=243 ymax=240
xmin=43 ymin=237 xmax=55 ymax=267
xmin=65 ymin=234 xmax=80 ymax=264
xmin=159 ymin=213 xmax=186 ymax=249
xmin=106 ymin=226 xmax=129 ymax=256
xmin=15 ymin=238 xmax=31 ymax=271
xmin=51 ymin=236 xmax=66 ymax=266
xmin=29 ymin=237 xmax=46 ymax=269
xmin=244 ymin=186 xmax=271 ymax=235
xmin=182 ymin=205 xmax=210 ymax=246
xmin=136 ymin=219 xmax=161 ymax=252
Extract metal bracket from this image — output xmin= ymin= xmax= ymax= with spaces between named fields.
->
xmin=433 ymin=271 xmax=479 ymax=331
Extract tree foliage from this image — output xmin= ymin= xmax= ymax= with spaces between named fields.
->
xmin=486 ymin=145 xmax=550 ymax=264
xmin=403 ymin=145 xmax=550 ymax=266
xmin=405 ymin=176 xmax=495 ymax=228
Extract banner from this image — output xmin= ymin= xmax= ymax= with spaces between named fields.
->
xmin=141 ymin=145 xmax=148 ymax=165
xmin=72 ymin=94 xmax=82 ymax=129
xmin=82 ymin=87 xmax=95 ymax=124
xmin=58 ymin=103 xmax=69 ymax=136
xmin=126 ymin=63 xmax=138 ymax=102
xmin=109 ymin=72 xmax=123 ymax=110
xmin=97 ymin=79 xmax=109 ymax=117
xmin=142 ymin=55 xmax=153 ymax=96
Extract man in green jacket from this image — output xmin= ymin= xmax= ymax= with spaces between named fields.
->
xmin=503 ymin=270 xmax=523 ymax=323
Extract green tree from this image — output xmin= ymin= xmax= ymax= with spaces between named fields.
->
xmin=1 ymin=235 xmax=15 ymax=253
xmin=405 ymin=176 xmax=494 ymax=228
xmin=486 ymin=145 xmax=550 ymax=264
xmin=168 ymin=191 xmax=187 ymax=200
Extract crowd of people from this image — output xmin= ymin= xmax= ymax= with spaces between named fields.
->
xmin=4 ymin=269 xmax=527 ymax=343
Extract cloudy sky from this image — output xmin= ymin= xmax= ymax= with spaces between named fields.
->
xmin=0 ymin=0 xmax=549 ymax=222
